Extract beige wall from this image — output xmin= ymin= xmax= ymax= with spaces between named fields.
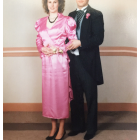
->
xmin=3 ymin=0 xmax=137 ymax=48
xmin=3 ymin=0 xmax=137 ymax=104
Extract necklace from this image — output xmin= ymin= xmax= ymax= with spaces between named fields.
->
xmin=48 ymin=16 xmax=58 ymax=23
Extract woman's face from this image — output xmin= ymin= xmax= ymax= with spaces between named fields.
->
xmin=47 ymin=0 xmax=59 ymax=13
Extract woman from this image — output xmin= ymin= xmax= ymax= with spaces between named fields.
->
xmin=35 ymin=0 xmax=77 ymax=140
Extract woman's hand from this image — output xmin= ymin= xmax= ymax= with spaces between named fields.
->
xmin=66 ymin=40 xmax=81 ymax=50
xmin=41 ymin=44 xmax=53 ymax=56
xmin=41 ymin=44 xmax=57 ymax=56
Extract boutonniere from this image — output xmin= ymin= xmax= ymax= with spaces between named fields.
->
xmin=86 ymin=13 xmax=90 ymax=19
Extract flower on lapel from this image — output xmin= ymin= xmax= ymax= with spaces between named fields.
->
xmin=86 ymin=13 xmax=90 ymax=19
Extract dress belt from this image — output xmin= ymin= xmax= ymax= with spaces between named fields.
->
xmin=40 ymin=46 xmax=67 ymax=59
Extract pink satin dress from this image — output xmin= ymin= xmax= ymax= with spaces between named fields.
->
xmin=35 ymin=13 xmax=77 ymax=119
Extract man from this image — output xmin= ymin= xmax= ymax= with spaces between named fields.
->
xmin=66 ymin=0 xmax=104 ymax=139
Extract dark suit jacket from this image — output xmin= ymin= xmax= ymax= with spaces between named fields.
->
xmin=66 ymin=5 xmax=104 ymax=85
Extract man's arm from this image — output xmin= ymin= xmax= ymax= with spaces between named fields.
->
xmin=80 ymin=12 xmax=104 ymax=50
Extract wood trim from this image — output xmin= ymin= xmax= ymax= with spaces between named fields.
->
xmin=3 ymin=103 xmax=137 ymax=112
xmin=3 ymin=123 xmax=137 ymax=130
xmin=3 ymin=47 xmax=137 ymax=57
xmin=99 ymin=47 xmax=137 ymax=51
xmin=3 ymin=103 xmax=42 ymax=112
xmin=98 ymin=103 xmax=137 ymax=112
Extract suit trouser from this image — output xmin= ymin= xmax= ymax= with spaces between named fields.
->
xmin=69 ymin=53 xmax=97 ymax=134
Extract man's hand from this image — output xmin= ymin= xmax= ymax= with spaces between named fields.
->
xmin=66 ymin=40 xmax=81 ymax=51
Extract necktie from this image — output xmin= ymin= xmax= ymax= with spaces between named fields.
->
xmin=76 ymin=10 xmax=85 ymax=28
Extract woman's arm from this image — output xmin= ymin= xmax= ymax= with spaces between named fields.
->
xmin=65 ymin=17 xmax=78 ymax=50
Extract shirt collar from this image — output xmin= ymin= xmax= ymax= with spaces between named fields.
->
xmin=76 ymin=5 xmax=88 ymax=13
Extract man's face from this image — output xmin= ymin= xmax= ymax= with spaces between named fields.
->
xmin=76 ymin=0 xmax=89 ymax=8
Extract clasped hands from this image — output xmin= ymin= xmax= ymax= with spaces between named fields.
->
xmin=41 ymin=40 xmax=81 ymax=56
xmin=41 ymin=44 xmax=58 ymax=56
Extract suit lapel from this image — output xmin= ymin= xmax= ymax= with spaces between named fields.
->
xmin=80 ymin=5 xmax=91 ymax=39
xmin=70 ymin=10 xmax=77 ymax=19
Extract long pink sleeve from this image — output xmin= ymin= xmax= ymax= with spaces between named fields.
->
xmin=35 ymin=19 xmax=44 ymax=58
xmin=65 ymin=17 xmax=77 ymax=47
xmin=36 ymin=33 xmax=43 ymax=53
